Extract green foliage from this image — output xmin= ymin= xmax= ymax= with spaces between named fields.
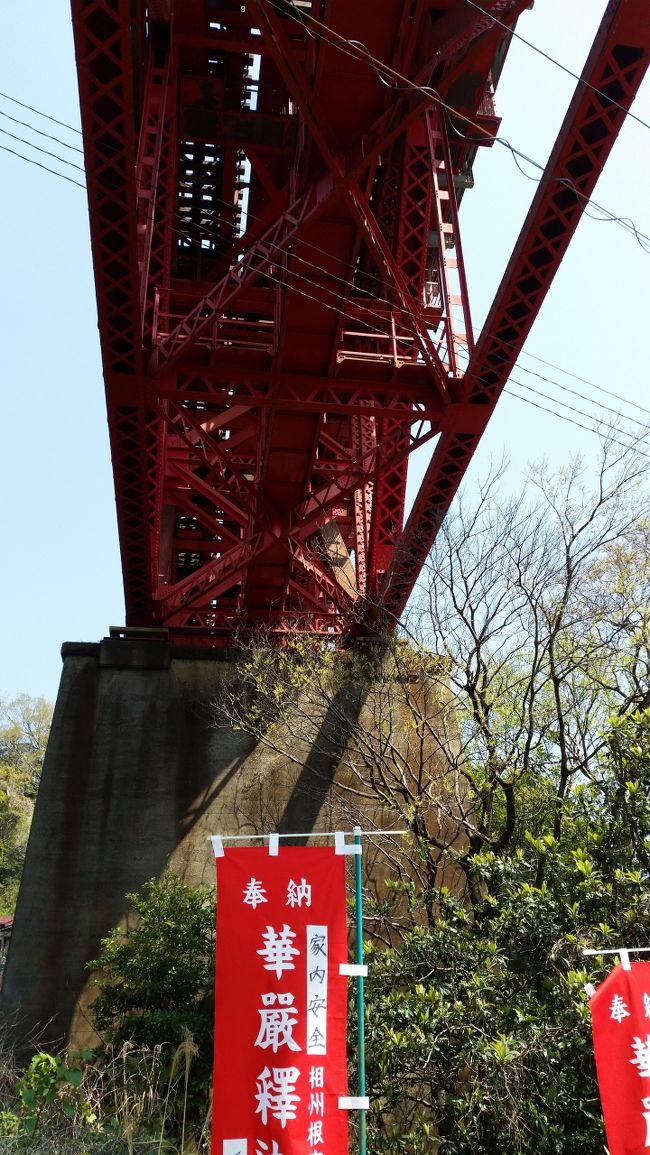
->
xmin=0 ymin=694 xmax=53 ymax=914
xmin=363 ymin=708 xmax=650 ymax=1154
xmin=0 ymin=1038 xmax=209 ymax=1152
xmin=0 ymin=694 xmax=53 ymax=797
xmin=15 ymin=1052 xmax=96 ymax=1136
xmin=88 ymin=874 xmax=215 ymax=1128
xmin=0 ymin=1050 xmax=97 ymax=1150
xmin=89 ymin=874 xmax=214 ymax=1050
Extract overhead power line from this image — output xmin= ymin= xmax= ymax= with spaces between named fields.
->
xmin=1 ymin=68 xmax=647 ymax=448
xmin=3 ymin=131 xmax=646 ymax=448
xmin=0 ymin=142 xmax=86 ymax=189
xmin=0 ymin=126 xmax=85 ymax=172
xmin=504 ymin=386 xmax=650 ymax=463
xmin=465 ymin=0 xmax=650 ymax=134
xmin=0 ymin=107 xmax=84 ymax=154
xmin=0 ymin=89 xmax=82 ymax=135
xmin=515 ymin=349 xmax=650 ymax=418
xmin=3 ymin=13 xmax=650 ymax=257
xmin=269 ymin=0 xmax=650 ymax=254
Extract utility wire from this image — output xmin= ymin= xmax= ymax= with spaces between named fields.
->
xmin=206 ymin=190 xmax=650 ymax=426
xmin=508 ymin=376 xmax=650 ymax=453
xmin=504 ymin=385 xmax=650 ymax=463
xmin=455 ymin=341 xmax=650 ymax=434
xmin=155 ymin=225 xmax=650 ymax=453
xmin=5 ymin=134 xmax=645 ymax=444
xmin=2 ymin=88 xmax=647 ymax=437
xmin=0 ymin=108 xmax=85 ymax=153
xmin=511 ymin=360 xmax=650 ymax=423
xmin=4 ymin=3 xmax=650 ymax=255
xmin=507 ymin=372 xmax=650 ymax=440
xmin=0 ymin=142 xmax=86 ymax=189
xmin=465 ymin=0 xmax=650 ymax=134
xmin=268 ymin=0 xmax=650 ymax=253
xmin=3 ymin=134 xmax=644 ymax=455
xmin=207 ymin=190 xmax=650 ymax=423
xmin=0 ymin=126 xmax=86 ymax=172
xmin=3 ymin=9 xmax=650 ymax=257
xmin=0 ymin=89 xmax=82 ymax=135
xmin=515 ymin=349 xmax=650 ymax=417
xmin=503 ymin=145 xmax=650 ymax=252
xmin=0 ymin=135 xmax=405 ymax=358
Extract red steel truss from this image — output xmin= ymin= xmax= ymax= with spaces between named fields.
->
xmin=72 ymin=0 xmax=649 ymax=642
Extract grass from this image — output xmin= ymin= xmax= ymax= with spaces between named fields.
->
xmin=0 ymin=1031 xmax=210 ymax=1155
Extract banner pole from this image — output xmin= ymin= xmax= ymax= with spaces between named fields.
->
xmin=353 ymin=825 xmax=367 ymax=1155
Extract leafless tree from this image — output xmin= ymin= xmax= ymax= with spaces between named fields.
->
xmin=217 ymin=438 xmax=650 ymax=924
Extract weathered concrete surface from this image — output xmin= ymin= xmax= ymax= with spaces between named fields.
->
xmin=0 ymin=639 xmax=314 ymax=1047
xmin=1 ymin=637 xmax=462 ymax=1047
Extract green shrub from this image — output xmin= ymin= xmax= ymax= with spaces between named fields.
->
xmin=88 ymin=874 xmax=215 ymax=1134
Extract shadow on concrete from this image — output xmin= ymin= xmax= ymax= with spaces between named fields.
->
xmin=0 ymin=643 xmax=256 ymax=1047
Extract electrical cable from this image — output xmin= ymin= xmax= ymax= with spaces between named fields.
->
xmin=0 ymin=126 xmax=86 ymax=173
xmin=0 ymin=89 xmax=82 ymax=135
xmin=464 ymin=0 xmax=650 ymax=135
xmin=515 ymin=349 xmax=650 ymax=417
xmin=0 ymin=108 xmax=85 ymax=154
xmin=5 ymin=127 xmax=646 ymax=446
xmin=507 ymin=375 xmax=650 ymax=451
xmin=6 ymin=129 xmax=627 ymax=389
xmin=5 ymin=134 xmax=644 ymax=447
xmin=159 ymin=231 xmax=650 ymax=454
xmin=266 ymin=0 xmax=650 ymax=254
xmin=0 ymin=133 xmax=409 ymax=359
xmin=504 ymin=385 xmax=650 ymax=462
xmin=450 ymin=361 xmax=650 ymax=457
xmin=0 ymin=142 xmax=86 ymax=189
xmin=5 ymin=135 xmax=645 ymax=458
xmin=2 ymin=82 xmax=647 ymax=437
xmin=503 ymin=145 xmax=650 ymax=252
xmin=3 ymin=5 xmax=650 ymax=257
xmin=205 ymin=191 xmax=650 ymax=421
xmin=509 ymin=360 xmax=650 ymax=423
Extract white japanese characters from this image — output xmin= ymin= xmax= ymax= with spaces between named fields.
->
xmin=255 ymin=1067 xmax=301 ymax=1127
xmin=255 ymin=1140 xmax=282 ymax=1155
xmin=286 ymin=879 xmax=312 ymax=908
xmin=629 ymin=1031 xmax=650 ymax=1146
xmin=610 ymin=993 xmax=631 ymax=1022
xmin=631 ymin=1035 xmax=650 ymax=1078
xmin=255 ymin=993 xmax=301 ymax=1053
xmin=257 ymin=925 xmax=300 ymax=979
xmin=243 ymin=879 xmax=269 ymax=909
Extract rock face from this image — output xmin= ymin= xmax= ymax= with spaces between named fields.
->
xmin=1 ymin=636 xmax=460 ymax=1047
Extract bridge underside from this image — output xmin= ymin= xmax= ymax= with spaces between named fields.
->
xmin=73 ymin=0 xmax=650 ymax=642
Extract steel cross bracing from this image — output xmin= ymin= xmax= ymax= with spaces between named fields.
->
xmin=72 ymin=0 xmax=650 ymax=643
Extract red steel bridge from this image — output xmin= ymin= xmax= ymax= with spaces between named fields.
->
xmin=72 ymin=0 xmax=649 ymax=643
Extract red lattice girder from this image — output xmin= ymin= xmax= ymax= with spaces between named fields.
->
xmin=153 ymin=416 xmax=437 ymax=618
xmin=380 ymin=0 xmax=650 ymax=623
xmin=73 ymin=0 xmax=162 ymax=622
xmin=73 ymin=0 xmax=142 ymax=376
xmin=136 ymin=47 xmax=172 ymax=330
xmin=429 ymin=0 xmax=532 ymax=68
xmin=74 ymin=0 xmax=648 ymax=643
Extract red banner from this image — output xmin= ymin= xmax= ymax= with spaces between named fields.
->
xmin=212 ymin=846 xmax=350 ymax=1155
xmin=589 ymin=960 xmax=650 ymax=1153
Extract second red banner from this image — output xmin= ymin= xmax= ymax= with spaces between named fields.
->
xmin=212 ymin=845 xmax=350 ymax=1155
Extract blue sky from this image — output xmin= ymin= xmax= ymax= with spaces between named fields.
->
xmin=0 ymin=2 xmax=648 ymax=703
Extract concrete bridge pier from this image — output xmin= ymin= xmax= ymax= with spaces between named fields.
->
xmin=1 ymin=635 xmax=333 ymax=1047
